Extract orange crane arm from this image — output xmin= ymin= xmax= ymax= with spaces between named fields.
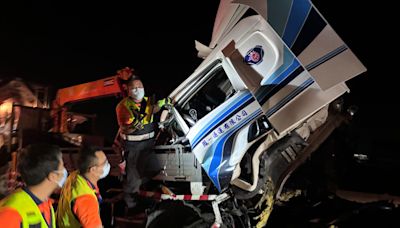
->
xmin=55 ymin=76 xmax=123 ymax=107
xmin=51 ymin=67 xmax=133 ymax=133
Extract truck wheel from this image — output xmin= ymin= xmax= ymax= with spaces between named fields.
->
xmin=146 ymin=201 xmax=204 ymax=228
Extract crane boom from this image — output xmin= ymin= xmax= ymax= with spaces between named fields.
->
xmin=54 ymin=76 xmax=122 ymax=107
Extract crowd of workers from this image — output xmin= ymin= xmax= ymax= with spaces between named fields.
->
xmin=0 ymin=68 xmax=170 ymax=227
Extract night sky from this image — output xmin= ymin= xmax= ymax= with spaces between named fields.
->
xmin=0 ymin=1 xmax=219 ymax=98
xmin=0 ymin=1 xmax=397 ymax=145
xmin=0 ymin=1 xmax=377 ymax=88
xmin=0 ymin=2 xmax=387 ymax=92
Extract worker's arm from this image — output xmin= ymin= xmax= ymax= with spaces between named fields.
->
xmin=153 ymin=97 xmax=171 ymax=113
xmin=112 ymin=129 xmax=124 ymax=160
xmin=73 ymin=194 xmax=103 ymax=228
xmin=116 ymin=104 xmax=134 ymax=126
xmin=0 ymin=207 xmax=22 ymax=227
xmin=116 ymin=104 xmax=137 ymax=134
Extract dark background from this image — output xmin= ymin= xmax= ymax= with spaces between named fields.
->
xmin=0 ymin=1 xmax=389 ymax=94
xmin=0 ymin=1 xmax=220 ymax=98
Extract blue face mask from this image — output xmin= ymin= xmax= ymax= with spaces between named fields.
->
xmin=100 ymin=161 xmax=110 ymax=179
xmin=130 ymin=88 xmax=145 ymax=100
xmin=56 ymin=168 xmax=68 ymax=187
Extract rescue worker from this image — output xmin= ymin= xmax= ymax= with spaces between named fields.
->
xmin=115 ymin=74 xmax=169 ymax=213
xmin=0 ymin=143 xmax=67 ymax=228
xmin=56 ymin=146 xmax=110 ymax=228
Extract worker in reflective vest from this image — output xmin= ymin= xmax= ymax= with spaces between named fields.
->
xmin=115 ymin=74 xmax=169 ymax=213
xmin=0 ymin=144 xmax=67 ymax=228
xmin=57 ymin=146 xmax=110 ymax=228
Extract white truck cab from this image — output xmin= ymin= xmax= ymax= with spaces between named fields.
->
xmin=150 ymin=1 xmax=366 ymax=226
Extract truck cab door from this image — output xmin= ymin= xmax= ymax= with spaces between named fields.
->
xmin=173 ymin=62 xmax=265 ymax=192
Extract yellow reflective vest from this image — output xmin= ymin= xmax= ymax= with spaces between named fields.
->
xmin=56 ymin=172 xmax=98 ymax=228
xmin=0 ymin=188 xmax=56 ymax=228
xmin=117 ymin=96 xmax=155 ymax=127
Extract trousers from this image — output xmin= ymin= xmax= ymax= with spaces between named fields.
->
xmin=123 ymin=138 xmax=160 ymax=208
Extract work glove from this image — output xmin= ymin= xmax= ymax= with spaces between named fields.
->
xmin=118 ymin=159 xmax=126 ymax=176
xmin=157 ymin=97 xmax=172 ymax=108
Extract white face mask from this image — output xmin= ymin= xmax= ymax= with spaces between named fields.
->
xmin=100 ymin=161 xmax=110 ymax=179
xmin=56 ymin=168 xmax=68 ymax=188
xmin=130 ymin=88 xmax=145 ymax=100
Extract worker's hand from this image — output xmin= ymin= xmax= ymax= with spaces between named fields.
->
xmin=118 ymin=159 xmax=126 ymax=175
xmin=157 ymin=97 xmax=172 ymax=108
xmin=166 ymin=97 xmax=172 ymax=105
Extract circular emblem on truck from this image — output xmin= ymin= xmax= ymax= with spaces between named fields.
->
xmin=244 ymin=45 xmax=264 ymax=65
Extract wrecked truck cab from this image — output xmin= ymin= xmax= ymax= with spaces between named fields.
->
xmin=162 ymin=12 xmax=365 ymax=192
xmin=149 ymin=0 xmax=366 ymax=226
